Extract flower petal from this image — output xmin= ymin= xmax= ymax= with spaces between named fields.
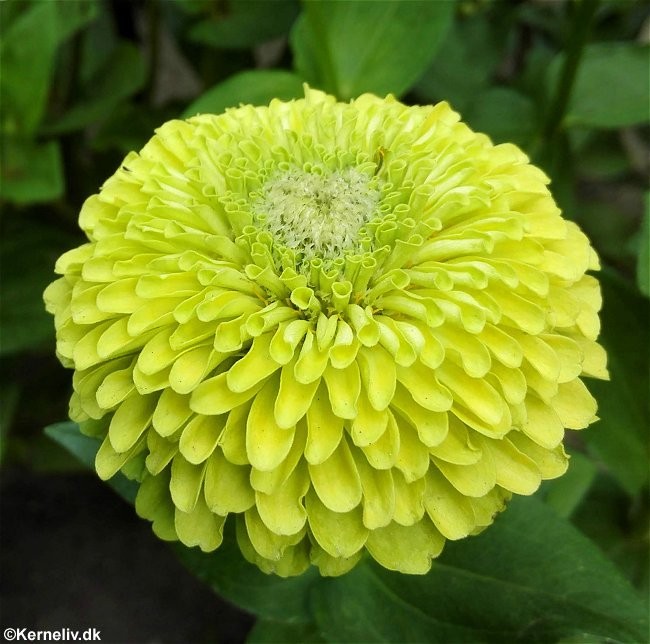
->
xmin=323 ymin=362 xmax=361 ymax=419
xmin=522 ymin=394 xmax=564 ymax=448
xmin=204 ymin=448 xmax=255 ymax=514
xmin=310 ymin=543 xmax=362 ymax=577
xmin=508 ymin=431 xmax=568 ymax=479
xmin=350 ymin=392 xmax=389 ymax=447
xmin=237 ymin=514 xmax=310 ymax=577
xmin=310 ymin=437 xmax=362 ymax=513
xmin=191 ymin=372 xmax=265 ymax=415
xmin=392 ymin=470 xmax=426 ymax=526
xmin=256 ymin=461 xmax=310 ymax=535
xmin=108 ymin=393 xmax=157 ymax=453
xmin=305 ymin=383 xmax=344 ymax=464
xmin=170 ymin=346 xmax=226 ymax=394
xmin=356 ymin=345 xmax=396 ymax=411
xmin=244 ymin=507 xmax=306 ymax=560
xmin=306 ymin=489 xmax=368 ymax=558
xmin=219 ymin=402 xmax=250 ymax=465
xmin=96 ymin=434 xmax=145 ymax=480
xmin=390 ymin=384 xmax=448 ymax=447
xmin=178 ymin=414 xmax=225 ymax=464
xmin=478 ymin=435 xmax=541 ymax=495
xmin=135 ymin=470 xmax=177 ymax=541
xmin=429 ymin=416 xmax=482 ymax=465
xmin=250 ymin=420 xmax=307 ymax=494
xmin=354 ymin=451 xmax=395 ymax=529
xmin=424 ymin=468 xmax=476 ymax=540
xmin=551 ymin=378 xmax=598 ymax=429
xmin=361 ymin=408 xmax=400 ymax=470
xmin=145 ymin=431 xmax=178 ymax=475
xmin=393 ymin=413 xmax=431 ymax=483
xmin=175 ymin=493 xmax=225 ymax=552
xmin=437 ymin=362 xmax=506 ymax=427
xmin=274 ymin=358 xmax=320 ymax=429
xmin=294 ymin=331 xmax=330 ymax=384
xmin=366 ymin=517 xmax=444 ymax=574
xmin=433 ymin=447 xmax=496 ymax=498
xmin=246 ymin=376 xmax=296 ymax=471
xmin=152 ymin=388 xmax=192 ymax=437
xmin=396 ymin=362 xmax=453 ymax=412
xmin=226 ymin=333 xmax=281 ymax=393
xmin=170 ymin=454 xmax=206 ymax=513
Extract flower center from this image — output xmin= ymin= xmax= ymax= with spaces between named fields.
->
xmin=253 ymin=166 xmax=380 ymax=261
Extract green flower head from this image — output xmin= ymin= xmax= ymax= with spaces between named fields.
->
xmin=44 ymin=87 xmax=608 ymax=576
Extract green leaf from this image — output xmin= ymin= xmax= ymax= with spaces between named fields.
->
xmin=44 ymin=422 xmax=100 ymax=473
xmin=183 ymin=70 xmax=305 ymax=118
xmin=415 ymin=11 xmax=503 ymax=112
xmin=291 ymin=0 xmax=454 ymax=100
xmin=78 ymin=0 xmax=119 ymax=85
xmin=570 ymin=130 xmax=631 ymax=180
xmin=573 ymin=200 xmax=638 ymax=269
xmin=465 ymin=87 xmax=538 ymax=148
xmin=42 ymin=42 xmax=147 ymax=135
xmin=0 ymin=216 xmax=76 ymax=353
xmin=247 ymin=619 xmax=325 ymax=643
xmin=188 ymin=0 xmax=300 ymax=49
xmin=92 ymin=103 xmax=172 ymax=155
xmin=638 ymin=192 xmax=649 ymax=297
xmin=175 ymin=534 xmax=319 ymax=624
xmin=311 ymin=496 xmax=648 ymax=643
xmin=51 ymin=0 xmax=100 ymax=43
xmin=0 ymin=2 xmax=57 ymax=135
xmin=44 ymin=421 xmax=138 ymax=503
xmin=556 ymin=43 xmax=650 ymax=129
xmin=541 ymin=451 xmax=598 ymax=518
xmin=0 ymin=139 xmax=64 ymax=204
xmin=168 ymin=0 xmax=213 ymax=15
xmin=0 ymin=0 xmax=99 ymax=135
xmin=583 ymin=269 xmax=650 ymax=495
xmin=572 ymin=474 xmax=649 ymax=594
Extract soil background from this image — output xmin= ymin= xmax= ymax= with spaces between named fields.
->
xmin=0 ymin=468 xmax=254 ymax=644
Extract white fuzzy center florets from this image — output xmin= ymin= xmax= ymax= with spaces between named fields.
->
xmin=253 ymin=166 xmax=379 ymax=260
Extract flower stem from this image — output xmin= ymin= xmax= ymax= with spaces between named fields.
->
xmin=145 ymin=0 xmax=161 ymax=105
xmin=542 ymin=0 xmax=599 ymax=141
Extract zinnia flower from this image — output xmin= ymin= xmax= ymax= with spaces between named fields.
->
xmin=44 ymin=87 xmax=607 ymax=576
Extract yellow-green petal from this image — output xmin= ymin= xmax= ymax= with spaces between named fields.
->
xmin=366 ymin=517 xmax=444 ymax=574
xmin=305 ymin=383 xmax=344 ymax=464
xmin=356 ymin=345 xmax=396 ymax=411
xmin=204 ymin=448 xmax=255 ymax=514
xmin=246 ymin=376 xmax=296 ymax=471
xmin=306 ymin=489 xmax=368 ymax=558
xmin=392 ymin=470 xmax=426 ymax=526
xmin=170 ymin=454 xmax=206 ymax=513
xmin=274 ymin=358 xmax=320 ymax=429
xmin=424 ymin=468 xmax=477 ymax=540
xmin=175 ymin=494 xmax=225 ymax=552
xmin=108 ymin=393 xmax=157 ymax=453
xmin=226 ymin=333 xmax=281 ymax=393
xmin=551 ymin=378 xmax=598 ymax=429
xmin=256 ymin=461 xmax=310 ymax=535
xmin=309 ymin=437 xmax=362 ymax=513
xmin=178 ymin=414 xmax=225 ymax=464
xmin=323 ymin=362 xmax=361 ymax=419
xmin=354 ymin=451 xmax=395 ymax=529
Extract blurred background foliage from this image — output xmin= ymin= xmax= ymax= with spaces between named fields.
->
xmin=1 ymin=0 xmax=648 ymax=642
